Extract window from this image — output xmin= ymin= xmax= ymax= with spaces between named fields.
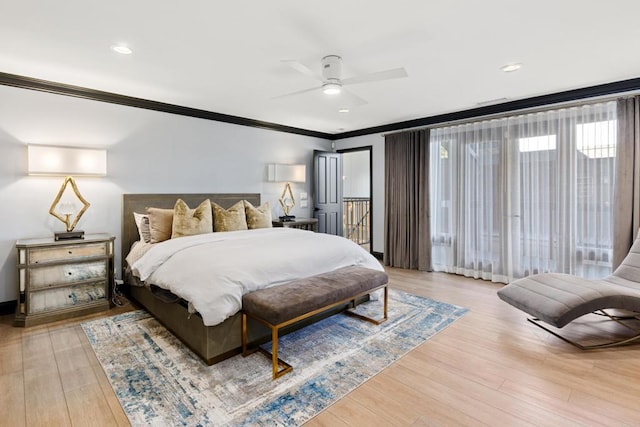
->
xmin=576 ymin=120 xmax=617 ymax=158
xmin=518 ymin=135 xmax=557 ymax=152
xmin=430 ymin=102 xmax=617 ymax=283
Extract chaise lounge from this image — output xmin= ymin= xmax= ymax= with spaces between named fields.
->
xmin=497 ymin=234 xmax=640 ymax=349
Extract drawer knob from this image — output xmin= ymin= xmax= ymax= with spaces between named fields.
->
xmin=68 ymin=272 xmax=73 ymax=276
xmin=68 ymin=250 xmax=73 ymax=254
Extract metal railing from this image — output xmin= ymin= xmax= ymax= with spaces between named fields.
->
xmin=343 ymin=197 xmax=370 ymax=245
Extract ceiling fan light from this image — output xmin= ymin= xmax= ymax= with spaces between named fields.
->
xmin=323 ymin=82 xmax=342 ymax=95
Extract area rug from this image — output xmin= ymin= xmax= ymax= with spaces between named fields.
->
xmin=82 ymin=289 xmax=467 ymax=426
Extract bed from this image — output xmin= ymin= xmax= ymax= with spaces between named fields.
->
xmin=121 ymin=193 xmax=383 ymax=364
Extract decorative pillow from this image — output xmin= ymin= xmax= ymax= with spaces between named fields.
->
xmin=147 ymin=207 xmax=174 ymax=243
xmin=133 ymin=212 xmax=152 ymax=243
xmin=244 ymin=200 xmax=272 ymax=229
xmin=171 ymin=199 xmax=213 ymax=239
xmin=212 ymin=201 xmax=248 ymax=232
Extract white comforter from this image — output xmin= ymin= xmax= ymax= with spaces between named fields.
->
xmin=131 ymin=228 xmax=383 ymax=326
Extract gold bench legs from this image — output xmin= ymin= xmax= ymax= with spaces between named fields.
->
xmin=267 ymin=326 xmax=293 ymax=379
xmin=242 ymin=285 xmax=388 ymax=380
xmin=344 ymin=285 xmax=388 ymax=325
xmin=241 ymin=313 xmax=292 ymax=379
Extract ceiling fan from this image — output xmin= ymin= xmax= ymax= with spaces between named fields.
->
xmin=273 ymin=55 xmax=408 ymax=107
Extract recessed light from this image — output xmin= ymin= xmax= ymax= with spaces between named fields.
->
xmin=501 ymin=63 xmax=522 ymax=72
xmin=338 ymin=108 xmax=350 ymax=113
xmin=111 ymin=45 xmax=132 ymax=55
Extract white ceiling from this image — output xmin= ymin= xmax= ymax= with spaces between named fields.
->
xmin=2 ymin=1 xmax=640 ymax=135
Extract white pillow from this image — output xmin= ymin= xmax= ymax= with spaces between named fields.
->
xmin=133 ymin=212 xmax=152 ymax=243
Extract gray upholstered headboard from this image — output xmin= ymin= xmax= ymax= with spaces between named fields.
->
xmin=121 ymin=193 xmax=260 ymax=277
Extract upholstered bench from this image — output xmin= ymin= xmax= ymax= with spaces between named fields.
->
xmin=241 ymin=265 xmax=389 ymax=379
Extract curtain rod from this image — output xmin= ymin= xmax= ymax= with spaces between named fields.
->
xmin=381 ymin=89 xmax=640 ymax=137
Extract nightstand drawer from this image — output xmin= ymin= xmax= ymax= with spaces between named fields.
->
xmin=29 ymin=282 xmax=107 ymax=314
xmin=28 ymin=242 xmax=108 ymax=264
xmin=29 ymin=260 xmax=108 ymax=289
xmin=15 ymin=233 xmax=115 ymax=327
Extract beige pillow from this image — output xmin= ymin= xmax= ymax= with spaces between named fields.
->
xmin=171 ymin=199 xmax=213 ymax=239
xmin=244 ymin=200 xmax=272 ymax=229
xmin=212 ymin=201 xmax=248 ymax=232
xmin=147 ymin=207 xmax=174 ymax=243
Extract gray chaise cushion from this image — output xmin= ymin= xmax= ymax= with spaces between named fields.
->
xmin=242 ymin=266 xmax=388 ymax=325
xmin=497 ymin=274 xmax=640 ymax=328
xmin=498 ymin=234 xmax=640 ymax=328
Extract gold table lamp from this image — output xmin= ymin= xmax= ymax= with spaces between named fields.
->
xmin=48 ymin=177 xmax=91 ymax=240
xmin=27 ymin=145 xmax=107 ymax=240
xmin=268 ymin=164 xmax=306 ymax=222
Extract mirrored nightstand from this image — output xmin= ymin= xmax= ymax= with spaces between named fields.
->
xmin=15 ymin=233 xmax=115 ymax=327
xmin=271 ymin=218 xmax=318 ymax=232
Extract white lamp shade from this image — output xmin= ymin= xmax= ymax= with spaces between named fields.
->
xmin=28 ymin=145 xmax=107 ymax=176
xmin=268 ymin=164 xmax=306 ymax=183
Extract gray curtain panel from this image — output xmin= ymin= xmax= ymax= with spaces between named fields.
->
xmin=384 ymin=129 xmax=431 ymax=270
xmin=613 ymin=96 xmax=640 ymax=269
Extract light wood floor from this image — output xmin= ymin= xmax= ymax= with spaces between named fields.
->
xmin=2 ymin=268 xmax=640 ymax=426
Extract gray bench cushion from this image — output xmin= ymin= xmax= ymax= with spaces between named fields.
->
xmin=242 ymin=266 xmax=388 ymax=325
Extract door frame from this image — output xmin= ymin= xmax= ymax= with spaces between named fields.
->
xmin=338 ymin=146 xmax=373 ymax=254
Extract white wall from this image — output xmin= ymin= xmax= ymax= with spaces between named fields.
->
xmin=335 ymin=135 xmax=384 ymax=253
xmin=342 ymin=150 xmax=370 ymax=198
xmin=0 ymin=85 xmax=330 ymax=302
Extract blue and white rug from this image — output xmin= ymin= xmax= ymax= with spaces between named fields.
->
xmin=82 ymin=289 xmax=467 ymax=426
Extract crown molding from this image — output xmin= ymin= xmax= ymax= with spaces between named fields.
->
xmin=0 ymin=72 xmax=333 ymax=140
xmin=330 ymin=77 xmax=640 ymax=140
xmin=3 ymin=71 xmax=639 ymax=142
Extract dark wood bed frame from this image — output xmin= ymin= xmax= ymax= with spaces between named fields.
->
xmin=122 ymin=193 xmax=270 ymax=364
xmin=121 ymin=193 xmax=369 ymax=365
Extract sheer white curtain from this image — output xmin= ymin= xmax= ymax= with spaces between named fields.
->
xmin=430 ymin=101 xmax=617 ymax=283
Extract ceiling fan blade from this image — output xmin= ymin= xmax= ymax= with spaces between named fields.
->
xmin=271 ymin=85 xmax=321 ymax=100
xmin=342 ymin=67 xmax=408 ymax=86
xmin=341 ymin=88 xmax=368 ymax=107
xmin=281 ymin=60 xmax=323 ymax=81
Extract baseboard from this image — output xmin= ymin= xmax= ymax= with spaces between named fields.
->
xmin=0 ymin=300 xmax=16 ymax=316
xmin=372 ymin=251 xmax=383 ymax=260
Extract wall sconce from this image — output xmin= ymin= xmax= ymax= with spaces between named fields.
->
xmin=268 ymin=164 xmax=306 ymax=221
xmin=27 ymin=145 xmax=107 ymax=240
